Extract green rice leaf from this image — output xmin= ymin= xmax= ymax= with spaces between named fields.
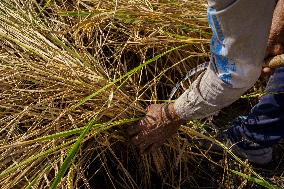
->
xmin=231 ymin=170 xmax=282 ymax=189
xmin=72 ymin=45 xmax=188 ymax=109
xmin=58 ymin=11 xmax=93 ymax=17
xmin=0 ymin=118 xmax=140 ymax=149
xmin=49 ymin=118 xmax=96 ymax=189
xmin=0 ymin=140 xmax=75 ymax=178
xmin=40 ymin=0 xmax=53 ymax=14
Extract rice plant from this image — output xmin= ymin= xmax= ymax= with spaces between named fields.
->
xmin=0 ymin=0 xmax=283 ymax=188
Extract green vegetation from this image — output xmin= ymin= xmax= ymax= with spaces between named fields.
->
xmin=0 ymin=0 xmax=283 ymax=188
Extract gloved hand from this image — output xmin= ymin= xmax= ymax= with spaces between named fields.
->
xmin=127 ymin=103 xmax=185 ymax=153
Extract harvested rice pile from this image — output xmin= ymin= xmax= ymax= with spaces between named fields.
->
xmin=0 ymin=0 xmax=282 ymax=188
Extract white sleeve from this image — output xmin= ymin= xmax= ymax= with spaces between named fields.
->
xmin=174 ymin=0 xmax=275 ymax=120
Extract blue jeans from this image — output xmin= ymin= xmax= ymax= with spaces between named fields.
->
xmin=229 ymin=67 xmax=284 ymax=149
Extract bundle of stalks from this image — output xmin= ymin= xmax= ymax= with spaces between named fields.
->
xmin=0 ymin=0 xmax=281 ymax=188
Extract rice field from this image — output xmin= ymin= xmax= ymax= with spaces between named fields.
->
xmin=0 ymin=0 xmax=283 ymax=188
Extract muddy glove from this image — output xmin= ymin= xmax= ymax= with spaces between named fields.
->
xmin=264 ymin=0 xmax=284 ymax=74
xmin=127 ymin=103 xmax=185 ymax=153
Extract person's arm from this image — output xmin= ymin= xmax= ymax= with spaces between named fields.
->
xmin=174 ymin=0 xmax=275 ymax=120
xmin=128 ymin=0 xmax=276 ymax=153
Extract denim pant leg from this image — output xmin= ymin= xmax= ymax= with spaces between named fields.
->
xmin=230 ymin=67 xmax=284 ymax=149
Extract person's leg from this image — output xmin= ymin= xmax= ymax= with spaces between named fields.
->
xmin=246 ymin=68 xmax=284 ymax=145
xmin=227 ymin=67 xmax=284 ymax=163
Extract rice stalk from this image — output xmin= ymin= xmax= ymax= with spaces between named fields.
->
xmin=0 ymin=0 xmax=281 ymax=188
